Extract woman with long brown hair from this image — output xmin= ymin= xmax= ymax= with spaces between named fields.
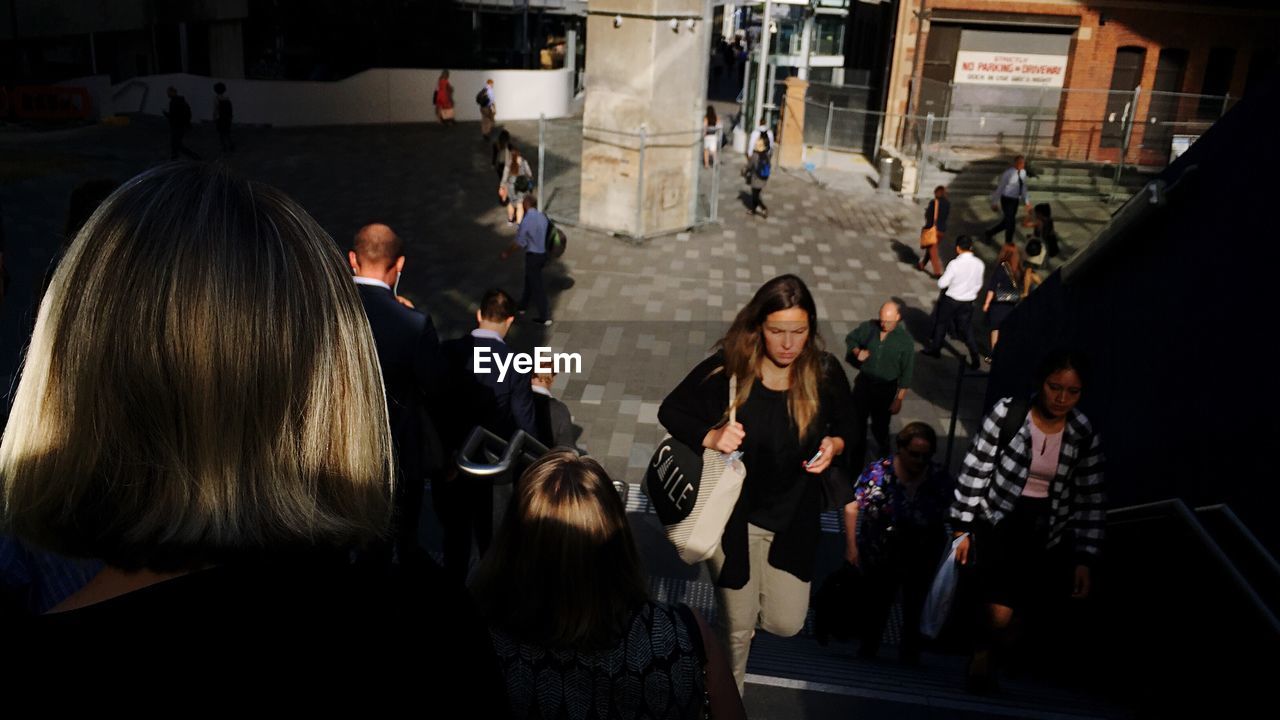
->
xmin=658 ymin=274 xmax=855 ymax=694
xmin=499 ymin=147 xmax=533 ymax=225
xmin=472 ymin=450 xmax=745 ymax=719
xmin=981 ymin=243 xmax=1027 ymax=361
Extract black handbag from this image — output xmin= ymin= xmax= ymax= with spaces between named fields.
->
xmin=813 ymin=562 xmax=868 ymax=644
xmin=818 ymin=457 xmax=857 ymax=512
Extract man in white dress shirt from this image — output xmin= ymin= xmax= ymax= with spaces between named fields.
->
xmin=922 ymin=235 xmax=985 ymax=369
xmin=984 ymin=155 xmax=1030 ymax=245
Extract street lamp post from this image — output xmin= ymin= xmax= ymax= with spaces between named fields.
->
xmin=752 ymin=0 xmax=773 ymax=131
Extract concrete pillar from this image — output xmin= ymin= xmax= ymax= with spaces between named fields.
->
xmin=209 ymin=21 xmax=245 ymax=79
xmin=797 ymin=12 xmax=813 ymax=80
xmin=779 ymin=76 xmax=807 ymax=168
xmin=722 ymin=2 xmax=735 ymax=39
xmin=579 ymin=1 xmax=712 ymax=239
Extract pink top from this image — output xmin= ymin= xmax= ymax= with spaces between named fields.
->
xmin=1024 ymin=422 xmax=1062 ymax=499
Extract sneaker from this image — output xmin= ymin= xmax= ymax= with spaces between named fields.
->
xmin=533 ymin=318 xmax=553 ymax=327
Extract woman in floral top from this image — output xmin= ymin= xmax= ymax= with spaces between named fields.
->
xmin=843 ymin=422 xmax=953 ymax=662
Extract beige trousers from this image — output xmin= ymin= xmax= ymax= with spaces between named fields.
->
xmin=706 ymin=523 xmax=812 ymax=695
xmin=481 ymin=105 xmax=496 ymax=137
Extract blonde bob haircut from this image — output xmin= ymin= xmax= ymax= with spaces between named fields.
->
xmin=471 ymin=450 xmax=648 ymax=651
xmin=0 ymin=163 xmax=394 ymax=571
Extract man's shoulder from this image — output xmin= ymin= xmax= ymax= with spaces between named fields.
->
xmin=358 ymin=286 xmax=426 ymax=326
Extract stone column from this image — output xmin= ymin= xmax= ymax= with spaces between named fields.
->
xmin=778 ymin=75 xmax=807 ymax=168
xmin=580 ymin=1 xmax=712 ymax=239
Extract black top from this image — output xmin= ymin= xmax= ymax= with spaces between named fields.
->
xmin=14 ymin=555 xmax=508 ymax=707
xmin=533 ymin=392 xmax=576 ymax=450
xmin=658 ymin=351 xmax=855 ymax=588
xmin=924 ymin=197 xmax=950 ymax=233
xmin=491 ymin=601 xmax=706 ymax=720
xmin=357 ymin=283 xmax=442 ymax=473
xmin=983 ymin=262 xmax=1021 ymax=303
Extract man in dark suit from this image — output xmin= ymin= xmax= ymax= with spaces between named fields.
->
xmin=348 ymin=223 xmax=441 ymax=566
xmin=433 ymin=288 xmax=536 ymax=582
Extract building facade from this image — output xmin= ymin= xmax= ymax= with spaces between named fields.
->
xmin=882 ymin=0 xmax=1279 ymax=166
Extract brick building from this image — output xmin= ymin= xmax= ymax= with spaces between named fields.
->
xmin=882 ymin=0 xmax=1280 ymax=167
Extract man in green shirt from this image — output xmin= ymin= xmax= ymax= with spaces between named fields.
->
xmin=844 ymin=301 xmax=916 ymax=470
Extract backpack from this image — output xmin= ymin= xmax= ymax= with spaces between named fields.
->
xmin=475 ymin=88 xmax=490 ymax=107
xmin=545 ymin=218 xmax=567 ymax=259
xmin=514 ymin=175 xmax=531 ymax=194
xmin=756 ymin=151 xmax=772 ymax=180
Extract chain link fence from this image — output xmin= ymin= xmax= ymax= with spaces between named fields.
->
xmin=538 ymin=117 xmax=723 ymax=239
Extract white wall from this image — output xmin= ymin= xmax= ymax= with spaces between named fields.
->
xmin=73 ymin=68 xmax=574 ymax=126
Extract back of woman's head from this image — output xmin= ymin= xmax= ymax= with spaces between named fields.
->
xmin=706 ymin=105 xmax=717 ymax=125
xmin=472 ymin=450 xmax=648 ymax=651
xmin=0 ymin=162 xmax=393 ymax=571
xmin=997 ymin=243 xmax=1021 ymax=274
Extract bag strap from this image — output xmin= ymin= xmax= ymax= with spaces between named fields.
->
xmin=996 ymin=396 xmax=1029 ymax=460
xmin=932 ymin=199 xmax=939 ymax=223
xmin=728 ymin=374 xmax=737 ymax=424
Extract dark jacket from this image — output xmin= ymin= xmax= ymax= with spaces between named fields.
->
xmin=437 ymin=333 xmax=538 ymax=453
xmin=533 ymin=390 xmax=576 ymax=450
xmin=924 ymin=197 xmax=950 ymax=233
xmin=658 ymin=351 xmax=855 ymax=588
xmin=356 ymin=283 xmax=442 ymax=476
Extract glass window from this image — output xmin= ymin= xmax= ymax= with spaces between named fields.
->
xmin=813 ymin=15 xmax=845 ymax=57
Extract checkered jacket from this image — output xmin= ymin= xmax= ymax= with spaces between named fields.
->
xmin=950 ymin=397 xmax=1106 ymax=564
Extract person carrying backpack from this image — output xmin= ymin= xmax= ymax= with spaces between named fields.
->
xmin=745 ymin=119 xmax=774 ymax=218
xmin=164 ymin=86 xmax=200 ymax=160
xmin=213 ymin=82 xmax=234 ymax=153
xmin=477 ymin=79 xmax=496 ymax=141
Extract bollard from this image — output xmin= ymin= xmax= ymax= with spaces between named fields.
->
xmin=878 ymin=156 xmax=896 ymax=194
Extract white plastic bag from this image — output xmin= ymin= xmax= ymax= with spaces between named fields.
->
xmin=920 ymin=533 xmax=967 ymax=639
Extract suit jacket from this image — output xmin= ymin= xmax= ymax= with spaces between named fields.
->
xmin=356 ymin=283 xmax=442 ymax=476
xmin=437 ymin=333 xmax=537 ymax=454
xmin=533 ymin=391 xmax=576 ymax=450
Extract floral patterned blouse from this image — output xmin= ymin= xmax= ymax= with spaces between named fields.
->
xmin=853 ymin=457 xmax=953 ymax=566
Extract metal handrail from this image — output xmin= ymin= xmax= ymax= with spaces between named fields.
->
xmin=456 ymin=427 xmax=549 ymax=480
xmin=1194 ymin=504 xmax=1280 ymax=581
xmin=1107 ymin=497 xmax=1280 ymax=634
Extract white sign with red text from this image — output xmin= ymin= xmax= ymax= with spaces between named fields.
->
xmin=953 ymin=51 xmax=1069 ymax=87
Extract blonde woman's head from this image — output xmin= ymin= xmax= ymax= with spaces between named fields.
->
xmin=471 ymin=450 xmax=647 ymax=650
xmin=0 ymin=162 xmax=393 ymax=570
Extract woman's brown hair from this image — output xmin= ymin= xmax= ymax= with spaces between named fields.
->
xmin=509 ymin=147 xmax=523 ymax=175
xmin=471 ymin=450 xmax=648 ymax=651
xmin=997 ymin=243 xmax=1022 ymax=285
xmin=717 ymin=274 xmax=826 ymax=442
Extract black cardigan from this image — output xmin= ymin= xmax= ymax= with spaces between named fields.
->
xmin=658 ymin=351 xmax=854 ymax=588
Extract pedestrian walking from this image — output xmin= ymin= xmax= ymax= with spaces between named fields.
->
xmin=163 ymin=87 xmax=199 ymax=160
xmin=844 ymin=301 xmax=915 ymax=468
xmin=213 ymin=82 xmax=234 ymax=153
xmin=500 ymin=194 xmax=552 ymax=326
xmin=659 ymin=274 xmax=855 ymax=695
xmin=922 ymin=236 xmax=985 ymax=369
xmin=917 ymin=185 xmax=949 ymax=277
xmin=492 ymin=129 xmax=513 ymax=182
xmin=745 ymin=119 xmax=774 ymax=218
xmin=981 ymin=243 xmax=1027 ymax=362
xmin=478 ymin=78 xmax=497 ymax=140
xmin=844 ymin=422 xmax=953 ymax=663
xmin=950 ymin=350 xmax=1105 ymax=693
xmin=499 ymin=148 xmax=534 ymax=225
xmin=434 ymin=70 xmax=455 ymax=125
xmin=984 ymin=156 xmax=1030 ymax=245
xmin=704 ymin=106 xmax=722 ymax=168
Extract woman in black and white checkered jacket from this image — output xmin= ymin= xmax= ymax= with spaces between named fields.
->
xmin=949 ymin=349 xmax=1105 ymax=691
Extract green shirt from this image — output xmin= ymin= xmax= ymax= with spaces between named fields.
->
xmin=844 ymin=320 xmax=915 ymax=387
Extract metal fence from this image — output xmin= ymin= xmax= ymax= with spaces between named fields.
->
xmin=804 ymin=78 xmax=1239 ymax=198
xmin=538 ymin=115 xmax=723 ymax=239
